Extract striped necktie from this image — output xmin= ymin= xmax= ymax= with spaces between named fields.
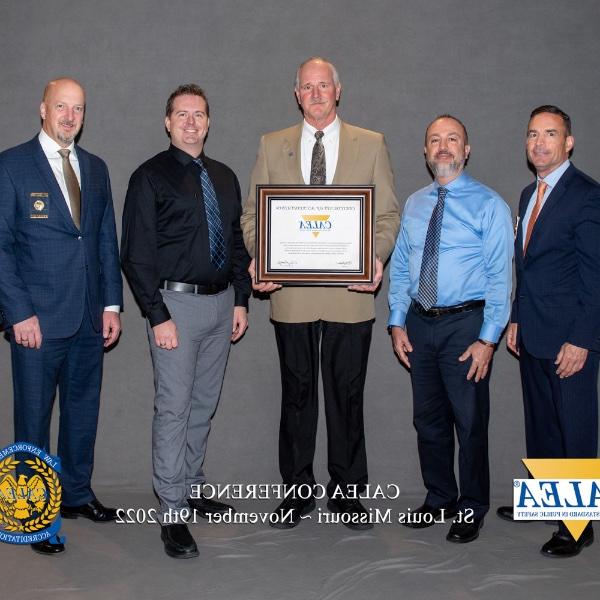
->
xmin=194 ymin=158 xmax=226 ymax=270
xmin=417 ymin=186 xmax=448 ymax=309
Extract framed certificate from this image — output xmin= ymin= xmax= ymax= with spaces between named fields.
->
xmin=255 ymin=185 xmax=374 ymax=285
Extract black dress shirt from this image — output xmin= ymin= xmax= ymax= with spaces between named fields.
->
xmin=121 ymin=145 xmax=251 ymax=327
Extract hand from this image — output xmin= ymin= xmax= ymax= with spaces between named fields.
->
xmin=13 ymin=315 xmax=42 ymax=349
xmin=555 ymin=342 xmax=588 ymax=378
xmin=348 ymin=257 xmax=384 ymax=293
xmin=391 ymin=326 xmax=413 ymax=368
xmin=153 ymin=319 xmax=178 ymax=350
xmin=102 ymin=311 xmax=121 ymax=348
xmin=506 ymin=322 xmax=519 ymax=356
xmin=459 ymin=340 xmax=494 ymax=382
xmin=248 ymin=258 xmax=282 ymax=293
xmin=231 ymin=306 xmax=248 ymax=342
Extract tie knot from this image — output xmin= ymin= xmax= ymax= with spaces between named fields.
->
xmin=438 ymin=186 xmax=448 ymax=201
xmin=537 ymin=180 xmax=548 ymax=194
xmin=315 ymin=130 xmax=324 ymax=141
xmin=193 ymin=158 xmax=204 ymax=170
xmin=58 ymin=149 xmax=70 ymax=159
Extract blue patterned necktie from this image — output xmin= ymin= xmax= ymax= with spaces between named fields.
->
xmin=194 ymin=158 xmax=226 ymax=270
xmin=417 ymin=186 xmax=448 ymax=309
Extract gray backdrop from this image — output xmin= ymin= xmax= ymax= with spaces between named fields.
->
xmin=1 ymin=0 xmax=599 ymax=502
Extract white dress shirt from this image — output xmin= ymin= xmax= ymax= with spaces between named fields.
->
xmin=38 ymin=129 xmax=81 ymax=216
xmin=38 ymin=129 xmax=119 ymax=313
xmin=300 ymin=116 xmax=340 ymax=185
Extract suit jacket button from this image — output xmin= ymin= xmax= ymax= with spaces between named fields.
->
xmin=77 ymin=236 xmax=82 ymax=240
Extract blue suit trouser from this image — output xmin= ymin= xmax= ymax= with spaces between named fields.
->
xmin=11 ymin=306 xmax=104 ymax=506
xmin=406 ymin=304 xmax=490 ymax=519
xmin=519 ymin=345 xmax=599 ymax=459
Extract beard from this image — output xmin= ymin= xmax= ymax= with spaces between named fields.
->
xmin=57 ymin=120 xmax=79 ymax=144
xmin=427 ymin=154 xmax=465 ymax=179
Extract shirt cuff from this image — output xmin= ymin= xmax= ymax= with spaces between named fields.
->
xmin=388 ymin=308 xmax=407 ymax=329
xmin=103 ymin=305 xmax=120 ymax=313
xmin=478 ymin=322 xmax=502 ymax=344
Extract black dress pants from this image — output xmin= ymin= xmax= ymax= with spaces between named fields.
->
xmin=406 ymin=304 xmax=490 ymax=519
xmin=273 ymin=319 xmax=373 ymax=497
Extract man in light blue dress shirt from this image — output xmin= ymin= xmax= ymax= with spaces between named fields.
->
xmin=388 ymin=115 xmax=513 ymax=543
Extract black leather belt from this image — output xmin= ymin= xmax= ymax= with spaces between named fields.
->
xmin=412 ymin=299 xmax=485 ymax=318
xmin=162 ymin=280 xmax=229 ymax=295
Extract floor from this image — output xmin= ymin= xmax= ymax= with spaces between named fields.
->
xmin=1 ymin=490 xmax=598 ymax=600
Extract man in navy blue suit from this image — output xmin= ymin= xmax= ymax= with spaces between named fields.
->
xmin=0 ymin=78 xmax=123 ymax=555
xmin=497 ymin=105 xmax=600 ymax=557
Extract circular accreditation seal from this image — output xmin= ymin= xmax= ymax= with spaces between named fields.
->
xmin=0 ymin=442 xmax=63 ymax=545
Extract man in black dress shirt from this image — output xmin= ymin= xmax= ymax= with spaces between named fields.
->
xmin=121 ymin=84 xmax=251 ymax=559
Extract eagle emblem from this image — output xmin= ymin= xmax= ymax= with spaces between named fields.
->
xmin=0 ymin=473 xmax=47 ymax=519
xmin=0 ymin=453 xmax=61 ymax=534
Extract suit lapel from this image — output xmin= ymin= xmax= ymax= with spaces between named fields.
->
xmin=333 ymin=121 xmax=358 ymax=184
xmin=515 ymin=182 xmax=535 ymax=262
xmin=526 ymin=165 xmax=574 ymax=255
xmin=32 ymin=138 xmax=78 ymax=231
xmin=282 ymin=125 xmax=303 ymax=183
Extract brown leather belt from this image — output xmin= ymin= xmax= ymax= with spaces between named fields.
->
xmin=412 ymin=299 xmax=485 ymax=318
xmin=162 ymin=280 xmax=229 ymax=295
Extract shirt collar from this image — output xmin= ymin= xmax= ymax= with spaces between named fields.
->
xmin=38 ymin=129 xmax=76 ymax=158
xmin=539 ymin=159 xmax=570 ymax=189
xmin=434 ymin=170 xmax=470 ymax=193
xmin=302 ymin=116 xmax=340 ymax=139
xmin=169 ymin=144 xmax=205 ymax=167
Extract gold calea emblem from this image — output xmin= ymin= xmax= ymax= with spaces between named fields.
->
xmin=0 ymin=456 xmax=61 ymax=533
xmin=33 ymin=200 xmax=45 ymax=211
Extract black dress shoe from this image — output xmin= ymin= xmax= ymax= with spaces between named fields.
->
xmin=270 ymin=496 xmax=316 ymax=529
xmin=61 ymin=499 xmax=117 ymax=522
xmin=540 ymin=527 xmax=594 ymax=558
xmin=496 ymin=505 xmax=535 ymax=523
xmin=160 ymin=524 xmax=199 ymax=559
xmin=402 ymin=503 xmax=458 ymax=529
xmin=31 ymin=539 xmax=65 ymax=555
xmin=446 ymin=516 xmax=484 ymax=543
xmin=327 ymin=497 xmax=373 ymax=531
xmin=496 ymin=505 xmax=556 ymax=525
xmin=187 ymin=494 xmax=235 ymax=518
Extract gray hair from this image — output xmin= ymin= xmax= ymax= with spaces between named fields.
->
xmin=294 ymin=57 xmax=340 ymax=90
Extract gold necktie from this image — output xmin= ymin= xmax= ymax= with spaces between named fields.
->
xmin=57 ymin=148 xmax=81 ymax=229
xmin=523 ymin=181 xmax=547 ymax=254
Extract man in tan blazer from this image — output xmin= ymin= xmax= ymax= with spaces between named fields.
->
xmin=241 ymin=57 xmax=399 ymax=530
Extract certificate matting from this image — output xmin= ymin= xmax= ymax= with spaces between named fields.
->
xmin=256 ymin=186 xmax=374 ymax=285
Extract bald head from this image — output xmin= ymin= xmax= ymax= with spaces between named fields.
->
xmin=40 ymin=78 xmax=85 ymax=147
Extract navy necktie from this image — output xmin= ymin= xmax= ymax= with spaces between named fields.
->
xmin=194 ymin=158 xmax=226 ymax=270
xmin=417 ymin=186 xmax=448 ymax=309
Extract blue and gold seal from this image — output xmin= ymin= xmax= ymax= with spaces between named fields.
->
xmin=0 ymin=442 xmax=63 ymax=545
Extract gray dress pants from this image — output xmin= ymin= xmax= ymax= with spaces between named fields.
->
xmin=147 ymin=286 xmax=234 ymax=523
